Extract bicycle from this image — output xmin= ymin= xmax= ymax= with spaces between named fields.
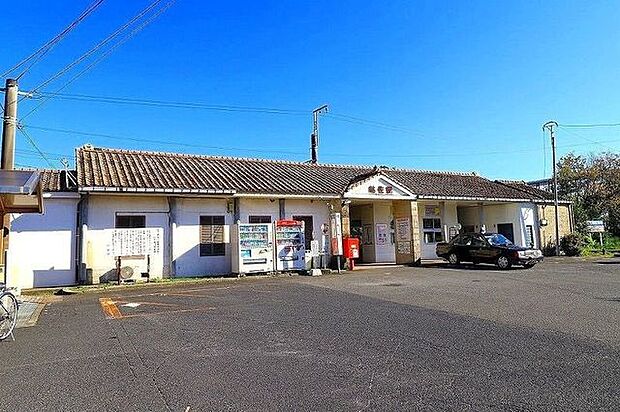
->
xmin=0 ymin=284 xmax=18 ymax=341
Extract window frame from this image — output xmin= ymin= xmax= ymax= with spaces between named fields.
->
xmin=422 ymin=218 xmax=443 ymax=244
xmin=248 ymin=215 xmax=271 ymax=224
xmin=115 ymin=214 xmax=146 ymax=229
xmin=200 ymin=215 xmax=226 ymax=257
xmin=525 ymin=225 xmax=535 ymax=248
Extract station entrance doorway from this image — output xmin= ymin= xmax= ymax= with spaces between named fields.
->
xmin=349 ymin=201 xmax=396 ymax=264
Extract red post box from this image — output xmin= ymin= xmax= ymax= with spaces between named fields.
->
xmin=343 ymin=237 xmax=360 ymax=270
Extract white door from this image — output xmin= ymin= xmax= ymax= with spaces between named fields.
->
xmin=373 ymin=204 xmax=395 ymax=263
xmin=421 ymin=217 xmax=444 ymax=259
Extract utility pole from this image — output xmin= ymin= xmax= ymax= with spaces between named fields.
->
xmin=310 ymin=104 xmax=328 ymax=164
xmin=543 ymin=120 xmax=560 ymax=256
xmin=1 ymin=79 xmax=17 ymax=170
xmin=0 ymin=78 xmax=18 ymax=276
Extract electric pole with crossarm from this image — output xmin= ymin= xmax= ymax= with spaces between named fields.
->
xmin=543 ymin=120 xmax=560 ymax=256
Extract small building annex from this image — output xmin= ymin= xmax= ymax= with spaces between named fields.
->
xmin=6 ymin=145 xmax=573 ymax=289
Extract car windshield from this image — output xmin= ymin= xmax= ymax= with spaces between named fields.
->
xmin=484 ymin=234 xmax=513 ymax=246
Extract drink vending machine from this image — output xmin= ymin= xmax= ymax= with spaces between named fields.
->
xmin=231 ymin=223 xmax=274 ymax=275
xmin=274 ymin=219 xmax=306 ymax=271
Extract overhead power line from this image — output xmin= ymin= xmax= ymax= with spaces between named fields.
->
xmin=16 ymin=125 xmax=57 ymax=168
xmin=34 ymin=91 xmax=309 ymax=115
xmin=325 ymin=113 xmax=427 ymax=136
xmin=28 ymin=0 xmax=163 ymax=94
xmin=20 ymin=0 xmax=176 ymax=121
xmin=22 ymin=124 xmax=620 ymax=162
xmin=21 ymin=124 xmax=308 ymax=156
xmin=1 ymin=0 xmax=106 ymax=80
xmin=558 ymin=126 xmax=615 ymax=152
xmin=15 ymin=147 xmax=72 ymax=159
xmin=559 ymin=122 xmax=620 ymax=128
xmin=32 ymin=92 xmax=438 ymax=137
xmin=30 ymin=91 xmax=464 ymax=143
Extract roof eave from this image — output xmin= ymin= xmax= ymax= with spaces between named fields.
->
xmin=79 ymin=187 xmax=237 ymax=195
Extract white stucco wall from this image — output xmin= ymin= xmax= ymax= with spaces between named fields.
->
xmin=84 ymin=195 xmax=170 ymax=283
xmin=455 ymin=202 xmax=538 ymax=247
xmin=238 ymin=198 xmax=279 ymax=223
xmin=172 ymin=198 xmax=233 ymax=276
xmin=418 ymin=201 xmax=459 ymax=259
xmin=284 ymin=199 xmax=331 ymax=245
xmin=7 ymin=194 xmax=79 ymax=289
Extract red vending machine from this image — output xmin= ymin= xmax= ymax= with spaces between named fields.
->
xmin=274 ymin=219 xmax=306 ymax=271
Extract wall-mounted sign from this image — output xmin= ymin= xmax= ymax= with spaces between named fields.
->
xmin=424 ymin=205 xmax=441 ymax=217
xmin=397 ymin=241 xmax=411 ymax=255
xmin=368 ymin=185 xmax=393 ymax=194
xmin=395 ymin=217 xmax=411 ymax=242
xmin=106 ymin=228 xmax=162 ymax=257
xmin=310 ymin=240 xmax=320 ymax=257
xmin=586 ymin=220 xmax=605 ymax=233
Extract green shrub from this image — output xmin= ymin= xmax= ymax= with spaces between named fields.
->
xmin=560 ymin=233 xmax=586 ymax=256
xmin=603 ymin=235 xmax=620 ymax=251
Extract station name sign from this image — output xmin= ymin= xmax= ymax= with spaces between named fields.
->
xmin=368 ymin=185 xmax=393 ymax=194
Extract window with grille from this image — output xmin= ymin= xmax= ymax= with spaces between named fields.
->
xmin=115 ymin=215 xmax=146 ymax=228
xmin=422 ymin=218 xmax=443 ymax=244
xmin=200 ymin=216 xmax=226 ymax=256
xmin=526 ymin=225 xmax=535 ymax=248
xmin=249 ymin=215 xmax=271 ymax=224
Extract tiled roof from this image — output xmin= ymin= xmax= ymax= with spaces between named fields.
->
xmin=74 ymin=145 xmax=561 ymax=202
xmin=20 ymin=169 xmax=78 ymax=192
xmin=496 ymin=180 xmax=569 ymax=203
xmin=76 ymin=146 xmax=363 ymax=196
xmin=385 ymin=170 xmax=534 ymax=200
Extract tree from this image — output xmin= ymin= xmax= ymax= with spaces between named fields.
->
xmin=557 ymin=152 xmax=620 ymax=236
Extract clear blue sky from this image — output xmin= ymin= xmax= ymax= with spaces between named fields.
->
xmin=2 ymin=0 xmax=620 ymax=180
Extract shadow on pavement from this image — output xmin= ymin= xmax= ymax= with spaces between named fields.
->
xmin=422 ymin=262 xmax=529 ymax=271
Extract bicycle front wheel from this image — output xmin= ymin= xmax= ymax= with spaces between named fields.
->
xmin=0 ymin=292 xmax=18 ymax=341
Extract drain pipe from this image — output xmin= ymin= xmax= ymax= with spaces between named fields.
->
xmin=75 ymin=194 xmax=89 ymax=284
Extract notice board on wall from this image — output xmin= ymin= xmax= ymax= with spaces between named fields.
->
xmin=395 ymin=217 xmax=411 ymax=242
xmin=106 ymin=228 xmax=163 ymax=257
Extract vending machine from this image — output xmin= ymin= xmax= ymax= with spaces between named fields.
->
xmin=231 ymin=223 xmax=274 ymax=275
xmin=274 ymin=219 xmax=306 ymax=271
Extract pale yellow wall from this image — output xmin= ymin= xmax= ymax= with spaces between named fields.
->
xmin=538 ymin=204 xmax=573 ymax=249
xmin=393 ymin=200 xmax=413 ymax=265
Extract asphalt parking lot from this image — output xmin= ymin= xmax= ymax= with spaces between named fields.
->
xmin=1 ymin=258 xmax=619 ymax=411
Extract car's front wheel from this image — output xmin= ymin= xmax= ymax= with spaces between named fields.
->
xmin=496 ymin=255 xmax=512 ymax=270
xmin=448 ymin=253 xmax=460 ymax=266
xmin=523 ymin=262 xmax=536 ymax=269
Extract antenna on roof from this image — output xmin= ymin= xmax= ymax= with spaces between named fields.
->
xmin=61 ymin=157 xmax=77 ymax=187
xmin=310 ymin=104 xmax=328 ymax=164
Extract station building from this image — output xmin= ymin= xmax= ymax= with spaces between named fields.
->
xmin=6 ymin=145 xmax=573 ymax=289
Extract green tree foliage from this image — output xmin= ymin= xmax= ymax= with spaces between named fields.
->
xmin=557 ymin=152 xmax=620 ymax=236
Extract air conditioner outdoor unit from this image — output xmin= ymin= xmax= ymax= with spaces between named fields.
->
xmin=118 ymin=256 xmax=149 ymax=283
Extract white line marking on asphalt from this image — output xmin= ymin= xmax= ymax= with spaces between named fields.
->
xmin=122 ymin=303 xmax=141 ymax=308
